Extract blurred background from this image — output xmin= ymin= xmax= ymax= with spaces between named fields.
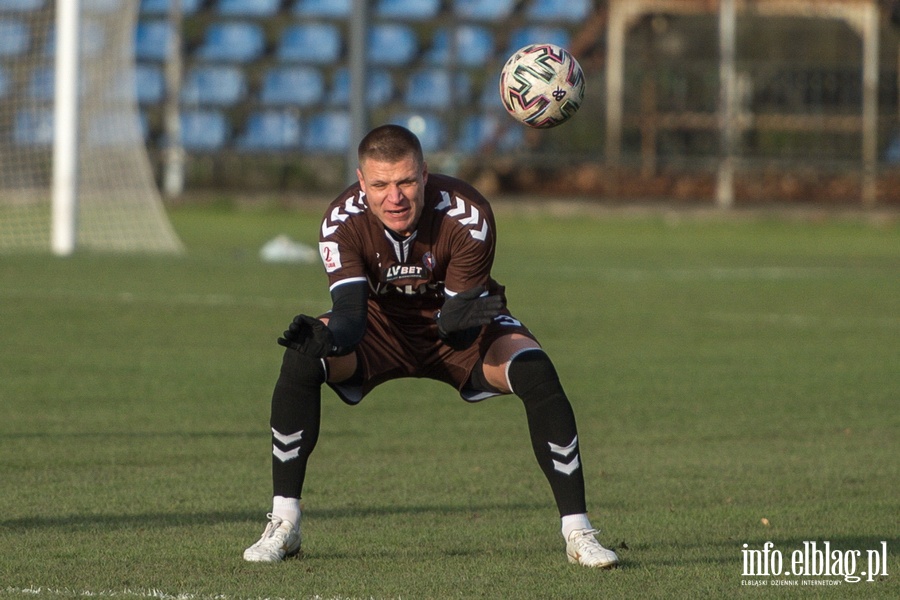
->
xmin=1 ymin=0 xmax=900 ymax=249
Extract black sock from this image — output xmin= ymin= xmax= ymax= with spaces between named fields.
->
xmin=508 ymin=349 xmax=587 ymax=517
xmin=270 ymin=349 xmax=325 ymax=499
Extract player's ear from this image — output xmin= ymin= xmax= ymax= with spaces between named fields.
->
xmin=356 ymin=167 xmax=365 ymax=191
xmin=421 ymin=161 xmax=428 ymax=184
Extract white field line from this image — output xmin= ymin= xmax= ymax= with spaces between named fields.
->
xmin=1 ymin=587 xmax=396 ymax=600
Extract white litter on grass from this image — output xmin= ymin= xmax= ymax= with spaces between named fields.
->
xmin=3 ymin=587 xmax=396 ymax=600
xmin=259 ymin=235 xmax=317 ymax=264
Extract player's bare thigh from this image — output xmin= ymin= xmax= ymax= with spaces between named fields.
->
xmin=317 ymin=317 xmax=358 ymax=383
xmin=482 ymin=333 xmax=541 ymax=393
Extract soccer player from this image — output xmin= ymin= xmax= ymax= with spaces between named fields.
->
xmin=243 ymin=124 xmax=619 ymax=569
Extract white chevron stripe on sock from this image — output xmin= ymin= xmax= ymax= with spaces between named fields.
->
xmin=552 ymin=455 xmax=581 ymax=476
xmin=272 ymin=428 xmax=303 ymax=446
xmin=273 ymin=445 xmax=301 ymax=463
xmin=548 ymin=436 xmax=578 ymax=458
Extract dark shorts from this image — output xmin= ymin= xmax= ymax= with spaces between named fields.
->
xmin=327 ymin=299 xmax=538 ymax=405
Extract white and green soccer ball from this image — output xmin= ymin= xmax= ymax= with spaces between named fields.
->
xmin=499 ymin=43 xmax=585 ymax=129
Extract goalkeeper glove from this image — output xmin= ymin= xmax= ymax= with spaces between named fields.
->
xmin=278 ymin=314 xmax=335 ymax=358
xmin=434 ymin=285 xmax=502 ymax=339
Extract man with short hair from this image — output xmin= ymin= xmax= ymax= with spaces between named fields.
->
xmin=243 ymin=124 xmax=618 ymax=569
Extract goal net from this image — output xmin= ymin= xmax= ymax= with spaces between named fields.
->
xmin=0 ymin=0 xmax=182 ymax=253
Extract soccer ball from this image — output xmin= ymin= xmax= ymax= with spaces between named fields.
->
xmin=499 ymin=43 xmax=586 ymax=129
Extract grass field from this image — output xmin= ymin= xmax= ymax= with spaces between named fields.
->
xmin=1 ymin=204 xmax=898 ymax=599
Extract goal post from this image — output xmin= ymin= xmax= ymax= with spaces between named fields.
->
xmin=0 ymin=0 xmax=183 ymax=255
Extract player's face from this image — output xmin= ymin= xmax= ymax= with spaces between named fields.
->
xmin=357 ymin=155 xmax=427 ymax=237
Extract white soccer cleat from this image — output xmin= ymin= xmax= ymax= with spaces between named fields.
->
xmin=243 ymin=513 xmax=302 ymax=563
xmin=565 ymin=529 xmax=619 ymax=569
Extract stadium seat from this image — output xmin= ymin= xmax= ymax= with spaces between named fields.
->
xmin=389 ymin=112 xmax=446 ymax=152
xmin=505 ymin=26 xmax=571 ymax=55
xmin=134 ymin=20 xmax=172 ymax=62
xmin=304 ymin=110 xmax=350 ymax=153
xmin=375 ymin=0 xmax=440 ymax=21
xmin=87 ymin=111 xmax=148 ymax=146
xmin=367 ymin=24 xmax=417 ymax=66
xmin=292 ymin=0 xmax=350 ymax=19
xmin=139 ymin=0 xmax=202 ymax=15
xmin=424 ymin=25 xmax=493 ymax=67
xmin=525 ymin=0 xmax=591 ymax=22
xmin=237 ymin=110 xmax=303 ymax=151
xmin=180 ymin=109 xmax=230 ymax=151
xmin=260 ymin=66 xmax=325 ymax=107
xmin=277 ymin=23 xmax=342 ymax=64
xmin=452 ymin=0 xmax=515 ymax=22
xmin=26 ymin=67 xmax=55 ymax=101
xmin=457 ymin=113 xmax=524 ymax=152
xmin=107 ymin=64 xmax=165 ymax=104
xmin=404 ymin=69 xmax=471 ymax=111
xmin=13 ymin=108 xmax=54 ymax=146
xmin=194 ymin=21 xmax=265 ymax=63
xmin=0 ymin=0 xmax=44 ymax=11
xmin=328 ymin=67 xmax=393 ymax=108
xmin=0 ymin=19 xmax=28 ymax=57
xmin=181 ymin=65 xmax=247 ymax=106
xmin=217 ymin=0 xmax=281 ymax=17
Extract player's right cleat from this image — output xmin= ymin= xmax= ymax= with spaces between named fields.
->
xmin=565 ymin=529 xmax=619 ymax=569
xmin=243 ymin=513 xmax=301 ymax=562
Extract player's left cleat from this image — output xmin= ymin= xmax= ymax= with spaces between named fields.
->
xmin=566 ymin=529 xmax=619 ymax=569
xmin=243 ymin=513 xmax=301 ymax=563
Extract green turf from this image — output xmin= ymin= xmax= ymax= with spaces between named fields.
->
xmin=0 ymin=205 xmax=897 ymax=599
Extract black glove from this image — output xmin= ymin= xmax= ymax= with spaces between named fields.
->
xmin=278 ymin=314 xmax=334 ymax=358
xmin=435 ymin=285 xmax=503 ymax=338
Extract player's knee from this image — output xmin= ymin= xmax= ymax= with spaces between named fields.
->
xmin=507 ymin=349 xmax=562 ymax=401
xmin=278 ymin=349 xmax=326 ymax=386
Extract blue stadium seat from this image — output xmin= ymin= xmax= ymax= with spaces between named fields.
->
xmin=505 ymin=26 xmax=571 ymax=55
xmin=292 ymin=0 xmax=350 ymax=19
xmin=14 ymin=109 xmax=54 ymax=146
xmin=0 ymin=0 xmax=44 ymax=11
xmin=375 ymin=0 xmax=440 ymax=21
xmin=181 ymin=65 xmax=247 ymax=106
xmin=0 ymin=19 xmax=28 ymax=57
xmin=404 ymin=69 xmax=471 ymax=111
xmin=87 ymin=111 xmax=148 ymax=146
xmin=277 ymin=23 xmax=342 ymax=64
xmin=180 ymin=109 xmax=230 ymax=151
xmin=457 ymin=113 xmax=524 ymax=152
xmin=237 ymin=110 xmax=304 ymax=151
xmin=194 ymin=21 xmax=265 ymax=63
xmin=134 ymin=20 xmax=172 ymax=61
xmin=139 ymin=0 xmax=202 ymax=15
xmin=389 ymin=112 xmax=445 ymax=152
xmin=453 ymin=0 xmax=515 ymax=22
xmin=526 ymin=0 xmax=591 ymax=22
xmin=134 ymin=64 xmax=165 ymax=104
xmin=424 ymin=25 xmax=493 ymax=67
xmin=217 ymin=0 xmax=281 ymax=17
xmin=26 ymin=67 xmax=55 ymax=101
xmin=260 ymin=66 xmax=325 ymax=107
xmin=367 ymin=24 xmax=417 ymax=66
xmin=328 ymin=67 xmax=393 ymax=108
xmin=107 ymin=64 xmax=165 ymax=104
xmin=304 ymin=110 xmax=350 ymax=153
